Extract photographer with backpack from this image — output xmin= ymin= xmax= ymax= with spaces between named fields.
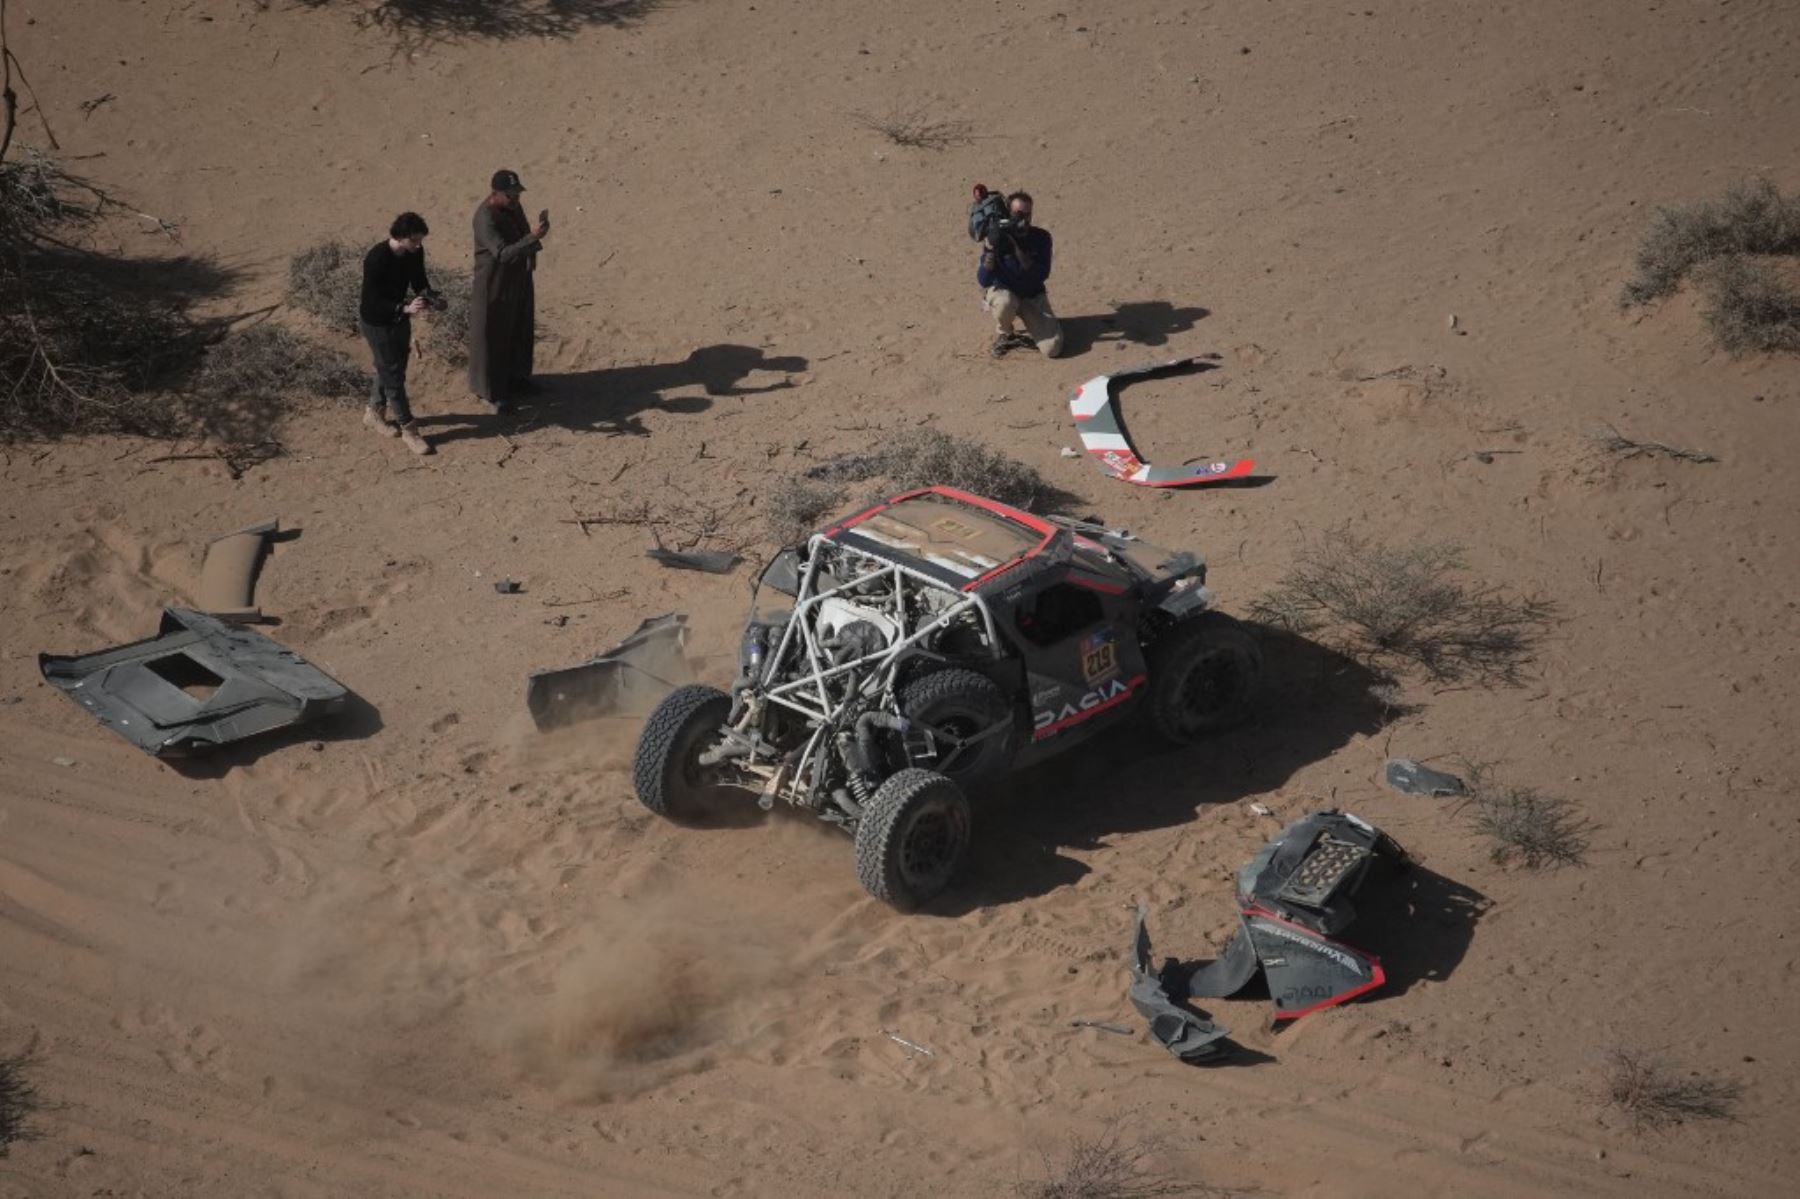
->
xmin=973 ymin=188 xmax=1062 ymax=359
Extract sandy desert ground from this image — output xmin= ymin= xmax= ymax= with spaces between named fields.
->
xmin=3 ymin=1 xmax=1799 ymax=1195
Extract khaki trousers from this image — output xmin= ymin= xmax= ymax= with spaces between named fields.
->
xmin=985 ymin=286 xmax=1064 ymax=358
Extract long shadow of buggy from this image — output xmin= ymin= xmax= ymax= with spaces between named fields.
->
xmin=633 ymin=486 xmax=1266 ymax=910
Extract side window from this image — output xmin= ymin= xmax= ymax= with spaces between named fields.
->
xmin=1013 ymin=582 xmax=1104 ymax=647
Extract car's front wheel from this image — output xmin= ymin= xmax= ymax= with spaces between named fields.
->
xmin=853 ymin=768 xmax=971 ymax=910
xmin=1145 ymin=613 xmax=1262 ymax=744
xmin=633 ymin=684 xmax=733 ymax=823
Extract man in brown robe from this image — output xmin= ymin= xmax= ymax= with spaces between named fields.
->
xmin=468 ymin=169 xmax=549 ymax=412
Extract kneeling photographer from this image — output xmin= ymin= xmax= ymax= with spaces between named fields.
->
xmin=973 ymin=188 xmax=1062 ymax=359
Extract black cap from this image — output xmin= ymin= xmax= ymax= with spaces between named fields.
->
xmin=491 ymin=169 xmax=525 ymax=193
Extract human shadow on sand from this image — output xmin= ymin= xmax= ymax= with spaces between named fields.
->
xmin=414 ymin=344 xmax=807 ymax=445
xmin=942 ymin=626 xmax=1402 ymax=912
xmin=1060 ymin=300 xmax=1210 ymax=358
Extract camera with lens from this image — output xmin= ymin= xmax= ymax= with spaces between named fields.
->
xmin=968 ymin=183 xmax=1022 ymax=248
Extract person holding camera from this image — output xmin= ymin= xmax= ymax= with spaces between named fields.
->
xmin=469 ymin=169 xmax=549 ymax=413
xmin=359 ymin=211 xmax=439 ymax=455
xmin=978 ymin=191 xmax=1062 ymax=359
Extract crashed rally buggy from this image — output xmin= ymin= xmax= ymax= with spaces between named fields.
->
xmin=632 ymin=487 xmax=1262 ymax=909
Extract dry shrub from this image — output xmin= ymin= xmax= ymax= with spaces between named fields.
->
xmin=1469 ymin=784 xmax=1590 ymax=869
xmin=194 ymin=324 xmax=364 ymax=407
xmin=1699 ymin=256 xmax=1800 ymax=354
xmin=0 ymin=153 xmax=226 ymax=439
xmin=0 ymin=1051 xmax=41 ymax=1156
xmin=286 ymin=238 xmax=365 ymax=334
xmin=1250 ymin=529 xmax=1552 ymax=686
xmin=1602 ymin=1047 xmax=1741 ymax=1130
xmin=765 ymin=476 xmax=848 ymax=544
xmin=287 ymin=237 xmax=473 ymax=364
xmin=852 ymin=104 xmax=974 ymax=151
xmin=1623 ymin=178 xmax=1800 ymax=304
xmin=771 ymin=427 xmax=1080 ymax=542
xmin=294 ymin=0 xmax=663 ymax=44
xmin=1020 ymin=1125 xmax=1210 ymax=1199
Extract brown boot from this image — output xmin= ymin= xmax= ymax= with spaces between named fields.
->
xmin=364 ymin=406 xmax=400 ymax=438
xmin=398 ymin=422 xmax=434 ymax=456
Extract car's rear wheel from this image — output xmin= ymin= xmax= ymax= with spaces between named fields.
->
xmin=854 ymin=768 xmax=971 ymax=911
xmin=898 ymin=668 xmax=1011 ymax=790
xmin=633 ymin=684 xmax=733 ymax=823
xmin=1146 ymin=613 xmax=1262 ymax=744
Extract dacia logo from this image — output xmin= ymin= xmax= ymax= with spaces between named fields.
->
xmin=1033 ymin=677 xmax=1133 ymax=735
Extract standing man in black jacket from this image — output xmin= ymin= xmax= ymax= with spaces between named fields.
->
xmin=468 ymin=169 xmax=549 ymax=413
xmin=359 ymin=211 xmax=438 ymax=455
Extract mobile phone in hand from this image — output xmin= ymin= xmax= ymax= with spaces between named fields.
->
xmin=538 ymin=208 xmax=550 ymax=228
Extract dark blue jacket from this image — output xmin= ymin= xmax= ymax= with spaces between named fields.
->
xmin=977 ymin=226 xmax=1053 ymax=298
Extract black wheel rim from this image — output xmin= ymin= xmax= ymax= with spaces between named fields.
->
xmin=898 ymin=795 xmax=968 ymax=891
xmin=1175 ymin=649 xmax=1245 ymax=735
xmin=929 ymin=713 xmax=982 ymax=775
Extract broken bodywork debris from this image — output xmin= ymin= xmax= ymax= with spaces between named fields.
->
xmin=526 ymin=613 xmax=694 ymax=731
xmin=1129 ymin=905 xmax=1231 ymax=1063
xmin=39 ymin=608 xmax=349 ymax=756
xmin=1385 ymin=758 xmax=1467 ymax=797
xmin=1070 ymin=356 xmax=1256 ymax=487
xmin=196 ymin=518 xmax=280 ymax=622
xmin=1187 ymin=810 xmax=1408 ymax=1020
xmin=646 ymin=547 xmax=741 ymax=574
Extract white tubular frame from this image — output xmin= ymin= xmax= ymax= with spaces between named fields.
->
xmin=749 ymin=536 xmax=1000 ymax=803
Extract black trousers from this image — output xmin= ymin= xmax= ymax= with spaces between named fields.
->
xmin=360 ymin=317 xmax=414 ymax=424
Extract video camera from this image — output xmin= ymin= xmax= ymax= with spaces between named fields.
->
xmin=968 ymin=183 xmax=1024 ymax=247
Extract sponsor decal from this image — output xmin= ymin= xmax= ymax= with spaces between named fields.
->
xmin=1253 ymin=921 xmax=1363 ymax=975
xmin=1209 ymin=460 xmax=1229 ymax=474
xmin=1079 ymin=629 xmax=1119 ymax=684
xmin=1033 ymin=676 xmax=1136 ymax=738
xmin=1097 ymin=448 xmax=1142 ymax=477
xmin=929 ymin=515 xmax=984 ymax=543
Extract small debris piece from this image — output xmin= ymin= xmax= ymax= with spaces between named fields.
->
xmin=52 ymin=756 xmax=76 ymax=767
xmin=526 ymin=614 xmax=693 ymax=731
xmin=1060 ymin=446 xmax=1079 ymax=458
xmin=1249 ymin=802 xmax=1274 ymax=817
xmin=1447 ymin=314 xmax=1458 ymax=330
xmin=646 ymin=548 xmax=741 ymax=574
xmin=1385 ymin=758 xmax=1467 ymax=797
xmin=882 ymin=1030 xmax=934 ymax=1058
xmin=494 ymin=578 xmax=523 ymax=594
xmin=1129 ymin=905 xmax=1231 ymax=1063
xmin=196 ymin=518 xmax=281 ymax=622
xmin=1069 ymin=1020 xmax=1134 ymax=1036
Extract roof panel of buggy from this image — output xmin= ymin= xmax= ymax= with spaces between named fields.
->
xmin=824 ymin=487 xmax=1066 ymax=592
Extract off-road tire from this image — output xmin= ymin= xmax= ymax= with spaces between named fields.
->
xmin=898 ymin=668 xmax=1011 ymax=790
xmin=854 ymin=768 xmax=971 ymax=911
xmin=633 ymin=684 xmax=732 ymax=823
xmin=1145 ymin=612 xmax=1262 ymax=744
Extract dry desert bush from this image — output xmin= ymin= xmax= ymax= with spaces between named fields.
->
xmin=1250 ymin=529 xmax=1552 ymax=687
xmin=288 ymin=237 xmax=473 ymax=363
xmin=1623 ymin=178 xmax=1800 ymax=303
xmin=1020 ymin=1125 xmax=1212 ymax=1199
xmin=1469 ymin=783 xmax=1591 ymax=869
xmin=0 ymin=151 xmax=223 ymax=439
xmin=1623 ymin=178 xmax=1800 ymax=354
xmin=767 ymin=427 xmax=1080 ymax=542
xmin=0 ymin=1051 xmax=41 ymax=1157
xmin=1453 ymin=759 xmax=1591 ymax=869
xmin=1699 ymin=255 xmax=1800 ymax=353
xmin=1601 ymin=1047 xmax=1741 ymax=1131
xmin=852 ymin=104 xmax=974 ymax=151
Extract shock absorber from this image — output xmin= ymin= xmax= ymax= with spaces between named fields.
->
xmin=836 ymin=731 xmax=877 ymax=804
